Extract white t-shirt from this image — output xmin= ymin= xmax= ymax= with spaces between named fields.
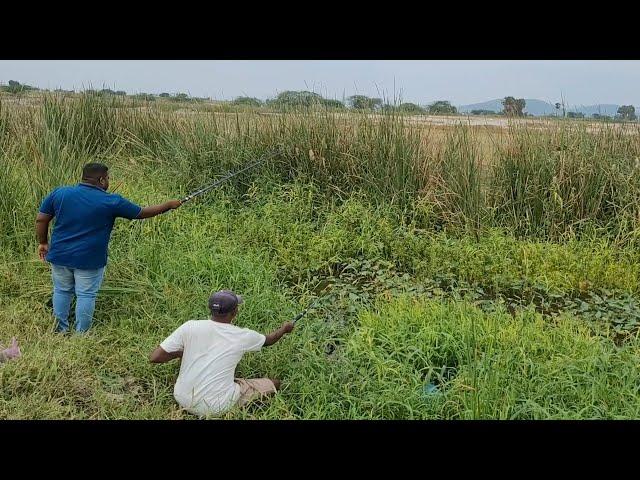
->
xmin=160 ymin=320 xmax=266 ymax=416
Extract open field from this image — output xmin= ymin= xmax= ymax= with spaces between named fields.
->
xmin=2 ymin=93 xmax=640 ymax=419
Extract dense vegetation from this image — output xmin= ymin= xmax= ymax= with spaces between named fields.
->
xmin=2 ymin=93 xmax=640 ymax=419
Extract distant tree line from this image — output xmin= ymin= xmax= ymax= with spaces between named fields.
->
xmin=470 ymin=109 xmax=495 ymax=116
xmin=86 ymin=89 xmax=127 ymax=97
xmin=1 ymin=82 xmax=637 ymax=122
xmin=0 ymin=82 xmax=216 ymax=105
xmin=0 ymin=80 xmax=39 ymax=94
xmin=464 ymin=97 xmax=639 ymax=121
xmin=561 ymin=106 xmax=635 ymax=121
xmin=226 ymin=91 xmax=460 ymax=115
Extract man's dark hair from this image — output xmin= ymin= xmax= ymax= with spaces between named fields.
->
xmin=82 ymin=163 xmax=109 ymax=180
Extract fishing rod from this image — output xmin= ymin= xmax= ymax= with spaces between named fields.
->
xmin=181 ymin=147 xmax=283 ymax=204
xmin=291 ymin=296 xmax=324 ymax=325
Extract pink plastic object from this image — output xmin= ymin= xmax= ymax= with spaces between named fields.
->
xmin=1 ymin=337 xmax=21 ymax=360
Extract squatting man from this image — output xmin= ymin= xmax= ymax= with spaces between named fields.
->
xmin=149 ymin=290 xmax=295 ymax=417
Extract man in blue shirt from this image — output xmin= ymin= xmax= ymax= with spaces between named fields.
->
xmin=36 ymin=163 xmax=182 ymax=333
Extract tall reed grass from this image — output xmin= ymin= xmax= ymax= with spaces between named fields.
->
xmin=2 ymin=93 xmax=640 ymax=247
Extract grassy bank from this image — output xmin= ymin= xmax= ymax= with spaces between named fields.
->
xmin=2 ymin=94 xmax=640 ymax=419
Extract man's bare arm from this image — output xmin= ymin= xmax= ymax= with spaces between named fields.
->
xmin=149 ymin=346 xmax=183 ymax=363
xmin=264 ymin=322 xmax=295 ymax=347
xmin=137 ymin=200 xmax=182 ymax=219
xmin=35 ymin=213 xmax=53 ymax=261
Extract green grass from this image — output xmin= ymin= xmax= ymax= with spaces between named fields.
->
xmin=2 ymin=94 xmax=640 ymax=419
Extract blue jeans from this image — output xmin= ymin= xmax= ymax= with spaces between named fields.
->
xmin=51 ymin=264 xmax=105 ymax=333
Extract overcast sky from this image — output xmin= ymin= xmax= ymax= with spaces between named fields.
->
xmin=1 ymin=60 xmax=639 ymax=106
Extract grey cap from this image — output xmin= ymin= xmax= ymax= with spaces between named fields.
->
xmin=208 ymin=290 xmax=244 ymax=314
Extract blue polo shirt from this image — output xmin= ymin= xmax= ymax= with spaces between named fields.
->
xmin=39 ymin=183 xmax=143 ymax=270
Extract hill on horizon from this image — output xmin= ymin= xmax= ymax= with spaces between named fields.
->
xmin=457 ymin=98 xmax=622 ymax=117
